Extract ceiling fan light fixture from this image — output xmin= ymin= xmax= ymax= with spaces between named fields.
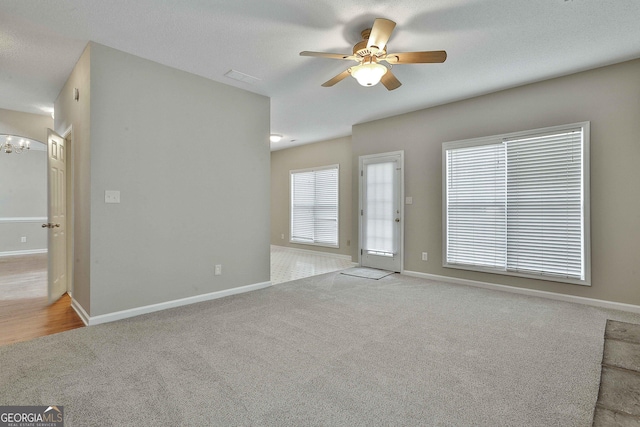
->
xmin=351 ymin=62 xmax=388 ymax=87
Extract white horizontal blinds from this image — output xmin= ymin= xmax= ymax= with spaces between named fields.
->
xmin=364 ymin=161 xmax=396 ymax=254
xmin=505 ymin=130 xmax=584 ymax=279
xmin=291 ymin=170 xmax=315 ymax=243
xmin=444 ymin=124 xmax=587 ymax=284
xmin=313 ymin=167 xmax=339 ymax=245
xmin=290 ymin=166 xmax=338 ymax=246
xmin=446 ymin=143 xmax=506 ymax=268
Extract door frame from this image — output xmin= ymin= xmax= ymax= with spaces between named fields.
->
xmin=62 ymin=125 xmax=74 ymax=297
xmin=358 ymin=150 xmax=405 ymax=272
xmin=47 ymin=125 xmax=74 ymax=300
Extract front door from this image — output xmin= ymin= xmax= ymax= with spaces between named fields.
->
xmin=46 ymin=129 xmax=67 ymax=303
xmin=359 ymin=151 xmax=404 ymax=272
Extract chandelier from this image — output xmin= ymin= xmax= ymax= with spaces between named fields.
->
xmin=1 ymin=135 xmax=33 ymax=154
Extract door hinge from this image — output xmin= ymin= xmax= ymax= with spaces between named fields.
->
xmin=360 ymin=170 xmax=363 ymax=177
xmin=361 ymin=249 xmax=363 ymax=255
xmin=361 ymin=209 xmax=363 ymax=216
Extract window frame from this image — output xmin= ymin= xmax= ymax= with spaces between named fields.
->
xmin=289 ymin=164 xmax=340 ymax=249
xmin=442 ymin=122 xmax=591 ymax=286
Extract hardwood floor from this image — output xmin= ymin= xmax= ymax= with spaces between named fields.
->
xmin=0 ymin=254 xmax=84 ymax=347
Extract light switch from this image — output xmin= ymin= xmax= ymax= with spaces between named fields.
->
xmin=105 ymin=190 xmax=120 ymax=204
xmin=405 ymin=197 xmax=413 ymax=205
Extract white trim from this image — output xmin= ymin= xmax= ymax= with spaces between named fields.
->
xmin=289 ymin=164 xmax=340 ymax=249
xmin=441 ymin=121 xmax=591 ymax=286
xmin=71 ymin=298 xmax=90 ymax=326
xmin=271 ymin=244 xmax=352 ymax=261
xmin=0 ymin=249 xmax=47 ymax=257
xmin=61 ymin=125 xmax=75 ymax=296
xmin=358 ymin=151 xmax=405 ymax=272
xmin=72 ymin=280 xmax=274 ymax=326
xmin=441 ymin=121 xmax=590 ymax=149
xmin=0 ymin=217 xmax=47 ymax=224
xmin=403 ymin=270 xmax=640 ymax=314
xmin=289 ymin=240 xmax=339 ymax=249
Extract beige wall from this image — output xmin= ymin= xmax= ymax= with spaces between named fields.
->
xmin=0 ymin=108 xmax=53 ymax=143
xmin=271 ymin=136 xmax=352 ymax=257
xmin=55 ymin=44 xmax=92 ymax=312
xmin=56 ymin=42 xmax=271 ymax=317
xmin=0 ymin=109 xmax=52 ymax=254
xmin=352 ymin=58 xmax=640 ymax=305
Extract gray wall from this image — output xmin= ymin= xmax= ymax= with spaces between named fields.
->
xmin=56 ymin=42 xmax=270 ymax=317
xmin=0 ymin=108 xmax=52 ymax=254
xmin=271 ymin=136 xmax=352 ymax=257
xmin=352 ymin=58 xmax=640 ymax=306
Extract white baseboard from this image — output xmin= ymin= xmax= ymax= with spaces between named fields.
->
xmin=0 ymin=249 xmax=48 ymax=257
xmin=71 ymin=298 xmax=90 ymax=326
xmin=271 ymin=244 xmax=353 ymax=261
xmin=72 ymin=280 xmax=273 ymax=326
xmin=403 ymin=270 xmax=640 ymax=314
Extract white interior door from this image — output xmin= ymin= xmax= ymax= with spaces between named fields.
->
xmin=46 ymin=129 xmax=67 ymax=303
xmin=359 ymin=151 xmax=404 ymax=272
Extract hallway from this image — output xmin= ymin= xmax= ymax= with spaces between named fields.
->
xmin=0 ymin=254 xmax=84 ymax=347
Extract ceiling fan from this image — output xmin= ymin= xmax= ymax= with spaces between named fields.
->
xmin=300 ymin=18 xmax=447 ymax=91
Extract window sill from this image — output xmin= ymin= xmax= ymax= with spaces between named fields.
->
xmin=290 ymin=240 xmax=339 ymax=249
xmin=443 ymin=262 xmax=590 ymax=287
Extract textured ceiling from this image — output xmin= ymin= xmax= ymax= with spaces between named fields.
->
xmin=1 ymin=0 xmax=640 ymax=150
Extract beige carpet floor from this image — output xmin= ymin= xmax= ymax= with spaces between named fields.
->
xmin=2 ymin=271 xmax=640 ymax=426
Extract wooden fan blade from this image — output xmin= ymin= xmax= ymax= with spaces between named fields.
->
xmin=380 ymin=70 xmax=402 ymax=91
xmin=385 ymin=50 xmax=447 ymax=64
xmin=367 ymin=18 xmax=396 ymax=50
xmin=300 ymin=51 xmax=357 ymax=61
xmin=322 ymin=68 xmax=352 ymax=87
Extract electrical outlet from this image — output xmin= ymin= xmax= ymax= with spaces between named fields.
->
xmin=281 ymin=233 xmax=284 ymax=240
xmin=215 ymin=264 xmax=222 ymax=276
xmin=21 ymin=236 xmax=27 ymax=243
xmin=422 ymin=252 xmax=428 ymax=261
xmin=105 ymin=190 xmax=120 ymax=204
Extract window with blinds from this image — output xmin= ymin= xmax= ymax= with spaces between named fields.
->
xmin=290 ymin=165 xmax=339 ymax=248
xmin=443 ymin=122 xmax=590 ymax=285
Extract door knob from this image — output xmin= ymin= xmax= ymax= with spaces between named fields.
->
xmin=42 ymin=223 xmax=48 ymax=228
xmin=395 ymin=218 xmax=400 ymax=223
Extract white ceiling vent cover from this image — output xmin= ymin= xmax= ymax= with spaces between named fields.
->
xmin=224 ymin=70 xmax=261 ymax=85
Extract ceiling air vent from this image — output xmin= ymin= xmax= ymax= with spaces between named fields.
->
xmin=224 ymin=69 xmax=261 ymax=85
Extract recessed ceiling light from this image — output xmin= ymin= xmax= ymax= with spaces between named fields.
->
xmin=270 ymin=134 xmax=282 ymax=143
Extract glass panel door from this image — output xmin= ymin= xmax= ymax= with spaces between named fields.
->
xmin=360 ymin=152 xmax=403 ymax=272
